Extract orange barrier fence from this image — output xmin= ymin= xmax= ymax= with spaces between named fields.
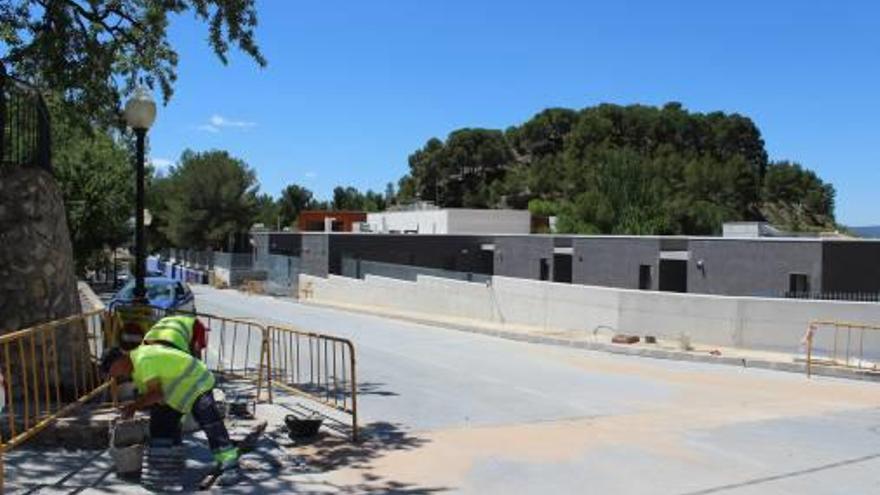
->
xmin=0 ymin=310 xmax=114 ymax=492
xmin=266 ymin=325 xmax=358 ymax=441
xmin=803 ymin=319 xmax=880 ymax=377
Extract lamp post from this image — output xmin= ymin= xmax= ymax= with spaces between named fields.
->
xmin=124 ymin=87 xmax=156 ymax=303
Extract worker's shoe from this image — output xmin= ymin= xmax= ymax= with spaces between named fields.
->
xmin=142 ymin=442 xmax=185 ymax=492
xmin=214 ymin=447 xmax=241 ymax=487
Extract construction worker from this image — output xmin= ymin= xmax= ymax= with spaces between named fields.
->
xmin=142 ymin=314 xmax=208 ymax=357
xmin=100 ymin=346 xmax=239 ymax=488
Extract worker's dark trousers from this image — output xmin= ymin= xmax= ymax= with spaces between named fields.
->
xmin=149 ymin=390 xmax=234 ymax=454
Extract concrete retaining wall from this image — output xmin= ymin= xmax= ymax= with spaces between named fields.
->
xmin=299 ymin=273 xmax=880 ymax=358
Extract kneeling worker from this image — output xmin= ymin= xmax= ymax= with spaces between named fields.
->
xmin=101 ymin=345 xmax=239 ymax=487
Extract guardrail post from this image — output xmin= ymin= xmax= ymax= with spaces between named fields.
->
xmin=806 ymin=322 xmax=814 ymax=379
xmin=350 ymin=344 xmax=358 ymax=442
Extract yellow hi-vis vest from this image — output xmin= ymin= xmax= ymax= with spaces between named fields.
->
xmin=143 ymin=315 xmax=195 ymax=353
xmin=130 ymin=344 xmax=214 ymax=414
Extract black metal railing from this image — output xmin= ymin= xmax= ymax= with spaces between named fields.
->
xmin=783 ymin=291 xmax=880 ymax=302
xmin=0 ymin=64 xmax=52 ymax=174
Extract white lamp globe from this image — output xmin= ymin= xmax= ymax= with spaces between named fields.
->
xmin=124 ymin=87 xmax=157 ymax=130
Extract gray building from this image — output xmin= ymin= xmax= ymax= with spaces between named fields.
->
xmin=248 ymin=231 xmax=880 ymax=300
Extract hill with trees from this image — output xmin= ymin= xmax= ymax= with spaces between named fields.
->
xmin=397 ymin=103 xmax=836 ymax=235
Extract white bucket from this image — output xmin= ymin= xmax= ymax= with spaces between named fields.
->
xmin=110 ymin=420 xmax=145 ymax=475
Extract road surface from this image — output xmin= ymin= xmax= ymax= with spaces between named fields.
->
xmin=192 ymin=286 xmax=880 ymax=494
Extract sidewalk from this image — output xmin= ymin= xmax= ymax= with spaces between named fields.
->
xmin=1 ymin=385 xmax=360 ymax=494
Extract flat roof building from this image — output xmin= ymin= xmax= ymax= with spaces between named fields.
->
xmin=253 ymin=231 xmax=880 ymax=301
xmin=364 ymin=207 xmax=530 ymax=235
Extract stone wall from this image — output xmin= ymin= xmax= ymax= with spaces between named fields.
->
xmin=0 ymin=167 xmax=85 ymax=397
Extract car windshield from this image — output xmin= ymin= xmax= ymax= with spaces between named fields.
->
xmin=116 ymin=280 xmax=176 ymax=301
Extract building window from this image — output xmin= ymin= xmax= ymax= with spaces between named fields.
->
xmin=789 ymin=273 xmax=810 ymax=296
xmin=639 ymin=265 xmax=652 ymax=290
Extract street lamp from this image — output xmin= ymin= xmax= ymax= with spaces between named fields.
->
xmin=124 ymin=87 xmax=156 ymax=303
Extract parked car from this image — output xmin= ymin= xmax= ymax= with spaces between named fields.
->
xmin=109 ymin=277 xmax=196 ymax=312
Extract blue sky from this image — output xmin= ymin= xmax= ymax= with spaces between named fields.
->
xmin=148 ymin=0 xmax=880 ymax=226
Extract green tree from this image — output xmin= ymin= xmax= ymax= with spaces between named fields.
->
xmin=401 ymin=102 xmax=833 ymax=235
xmin=147 ymin=169 xmax=174 ymax=250
xmin=159 ymin=150 xmax=258 ymax=249
xmin=52 ymin=112 xmax=133 ymax=274
xmin=384 ymin=182 xmax=396 ymax=205
xmin=278 ymin=184 xmax=314 ymax=228
xmin=332 ymin=186 xmax=363 ymax=210
xmin=254 ymin=193 xmax=280 ymax=229
xmin=1 ymin=0 xmax=266 ymax=123
xmin=761 ymin=161 xmax=835 ymax=230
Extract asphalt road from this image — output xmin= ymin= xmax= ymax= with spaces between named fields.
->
xmin=191 ymin=286 xmax=880 ymax=495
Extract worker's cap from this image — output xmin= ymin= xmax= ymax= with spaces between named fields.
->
xmin=99 ymin=347 xmax=127 ymax=374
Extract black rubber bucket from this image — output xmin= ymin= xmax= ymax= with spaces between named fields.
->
xmin=284 ymin=414 xmax=323 ymax=440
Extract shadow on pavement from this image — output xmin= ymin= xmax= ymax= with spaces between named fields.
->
xmin=290 ymin=421 xmax=429 ymax=471
xmin=268 ymin=420 xmax=449 ymax=494
xmin=356 ymin=382 xmax=400 ymax=397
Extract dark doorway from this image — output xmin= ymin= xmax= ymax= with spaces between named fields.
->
xmin=659 ymin=260 xmax=687 ymax=293
xmin=639 ymin=264 xmax=652 ymax=290
xmin=553 ymin=254 xmax=572 ymax=283
xmin=788 ymin=273 xmax=810 ymax=297
xmin=539 ymin=258 xmax=550 ymax=281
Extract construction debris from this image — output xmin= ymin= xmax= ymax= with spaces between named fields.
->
xmin=612 ymin=334 xmax=640 ymax=345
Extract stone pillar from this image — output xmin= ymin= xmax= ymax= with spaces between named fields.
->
xmin=0 ymin=167 xmax=85 ymax=399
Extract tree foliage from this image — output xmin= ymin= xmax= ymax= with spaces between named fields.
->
xmin=254 ymin=193 xmax=280 ymax=229
xmin=401 ymin=103 xmax=835 ymax=234
xmin=1 ymin=0 xmax=266 ymax=123
xmin=278 ymin=184 xmax=315 ymax=228
xmin=152 ymin=149 xmax=257 ymax=249
xmin=331 ymin=186 xmax=388 ymax=212
xmin=52 ymin=108 xmax=133 ymax=274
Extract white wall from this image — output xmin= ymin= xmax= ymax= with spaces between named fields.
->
xmin=299 ymin=273 xmax=880 ymax=358
xmin=366 ymin=210 xmax=449 ymax=234
xmin=365 ymin=209 xmax=530 ymax=234
xmin=446 ymin=209 xmax=531 ymax=234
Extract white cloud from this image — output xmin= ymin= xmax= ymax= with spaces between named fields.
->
xmin=150 ymin=157 xmax=174 ymax=170
xmin=197 ymin=124 xmax=220 ymax=133
xmin=208 ymin=114 xmax=256 ymax=129
xmin=304 ymin=171 xmax=317 ymax=179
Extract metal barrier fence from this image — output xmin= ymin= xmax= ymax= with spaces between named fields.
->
xmin=0 ymin=310 xmax=114 ymax=491
xmin=266 ymin=325 xmax=358 ymax=441
xmin=803 ymin=320 xmax=880 ymax=377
